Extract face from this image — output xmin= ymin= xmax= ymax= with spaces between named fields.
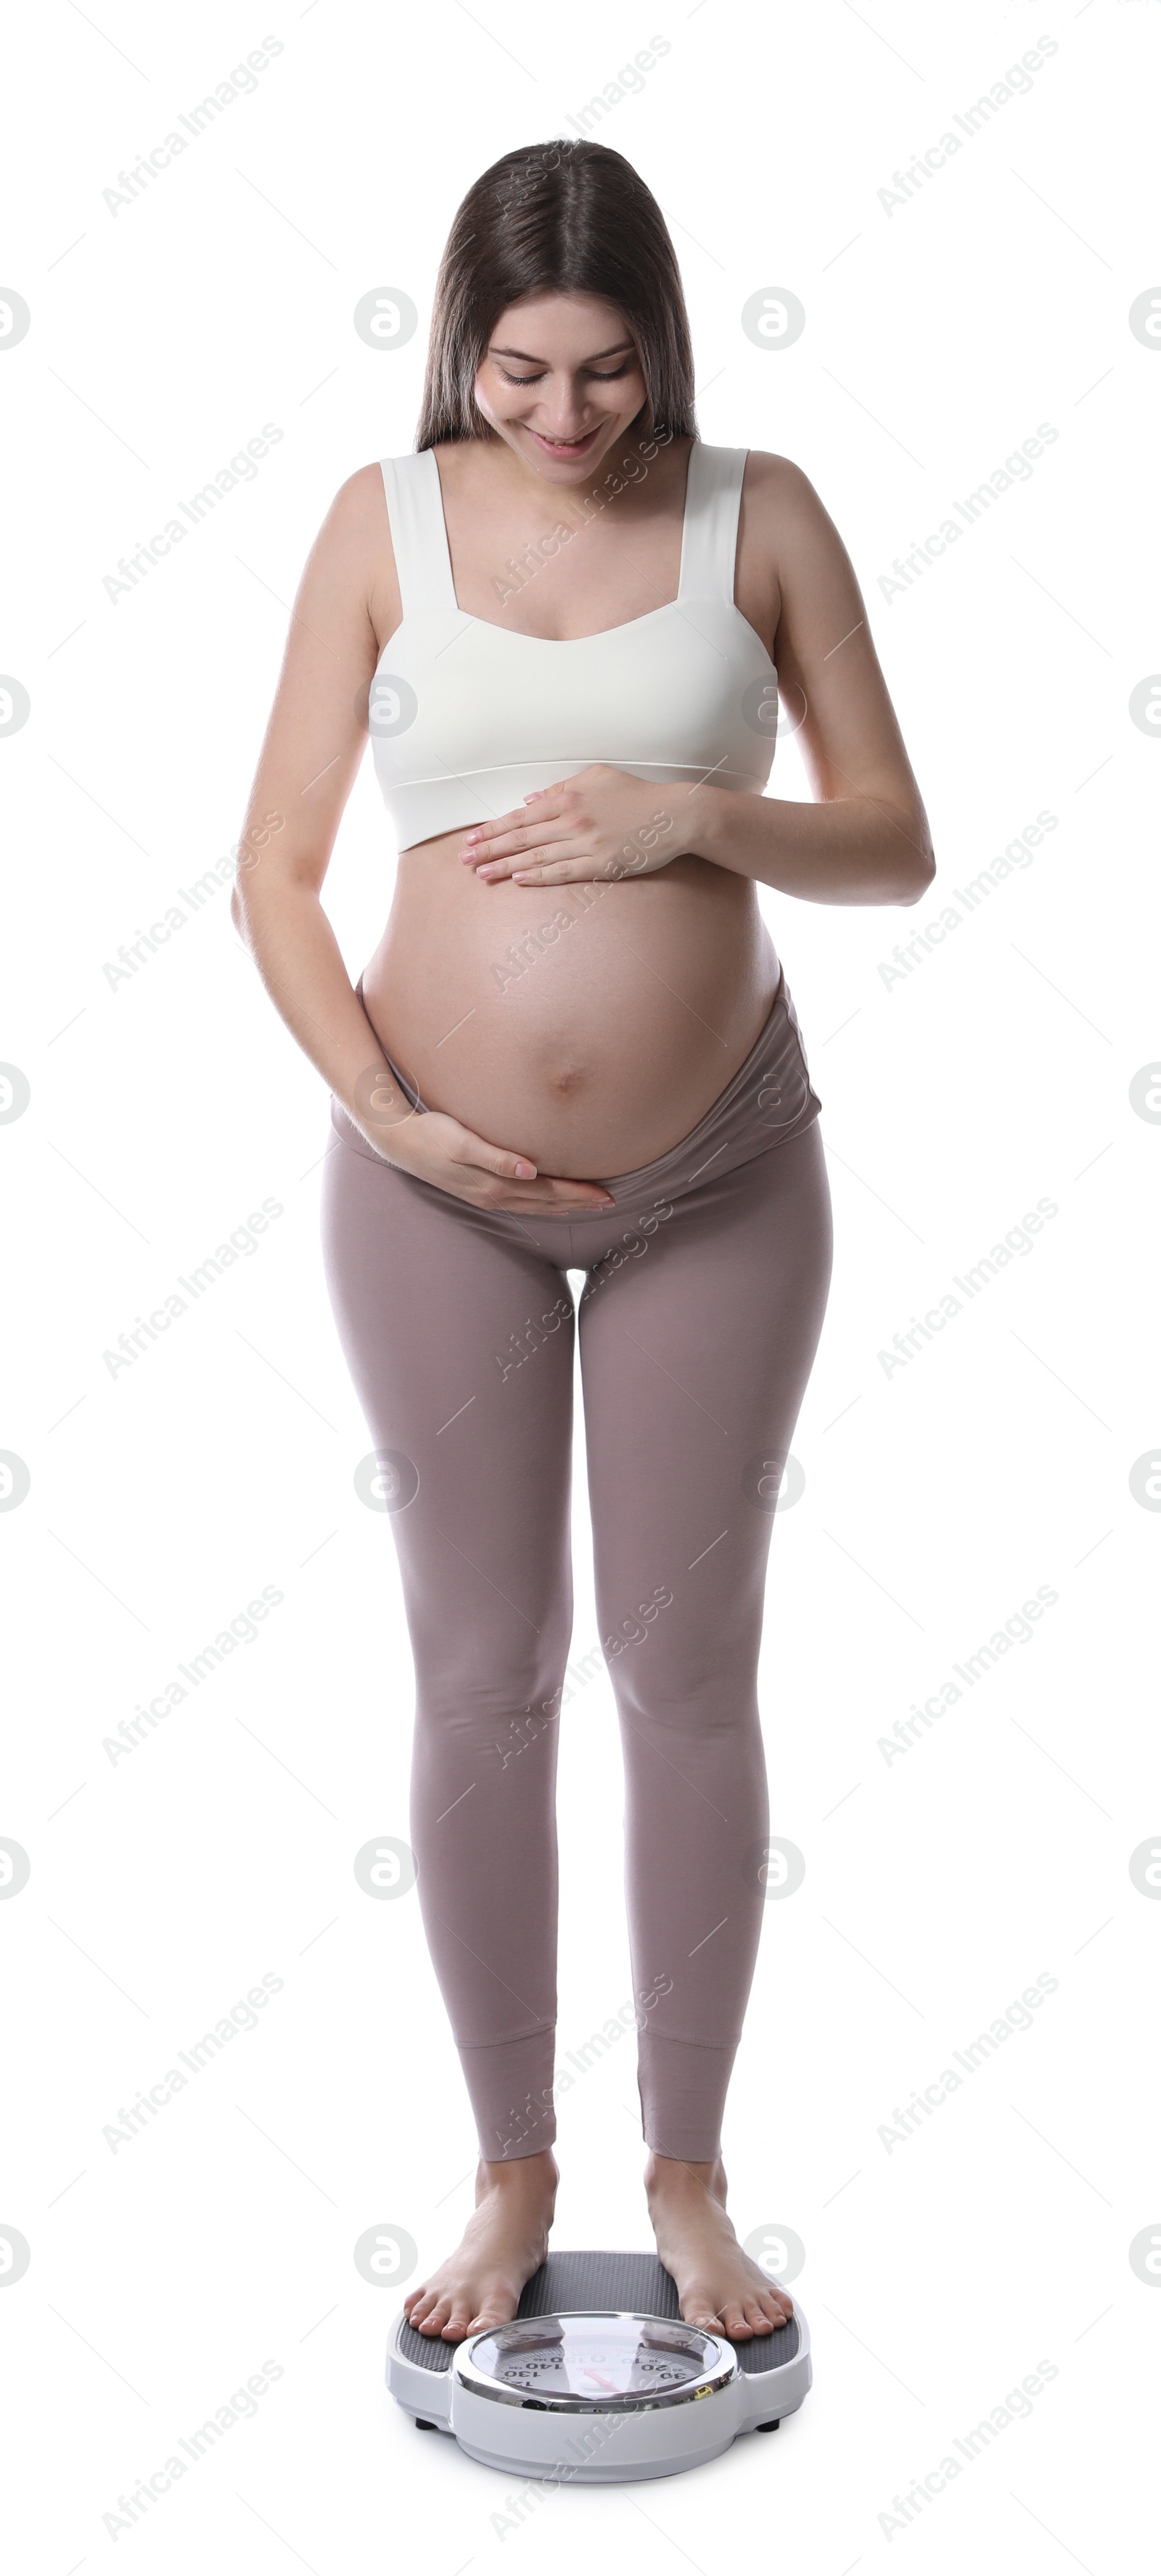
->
xmin=473 ymin=292 xmax=650 ymax=482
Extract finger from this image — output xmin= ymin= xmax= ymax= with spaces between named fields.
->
xmin=469 ymin=824 xmax=570 ymax=870
xmin=469 ymin=855 xmax=525 ymax=881
xmin=509 ymin=857 xmax=597 ymax=885
xmin=483 ymin=1174 xmax=616 ymax=1211
xmin=462 ymin=803 xmax=536 ymax=845
xmin=451 ymin=1137 xmax=540 ymax=1182
xmin=448 ymin=1132 xmax=613 ymax=1206
xmin=460 ymin=799 xmax=568 ymax=861
xmin=478 ymin=834 xmax=588 ymax=879
xmin=476 ymin=847 xmax=588 ymax=884
xmin=499 ymin=1172 xmax=615 ymax=1206
xmin=511 ymin=849 xmax=668 ymax=886
xmin=467 ymin=1182 xmax=610 ymax=1216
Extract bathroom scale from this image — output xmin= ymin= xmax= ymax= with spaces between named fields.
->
xmin=386 ymin=2249 xmax=811 ymax=2482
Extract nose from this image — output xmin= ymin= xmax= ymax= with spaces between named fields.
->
xmin=535 ymin=402 xmax=591 ymax=436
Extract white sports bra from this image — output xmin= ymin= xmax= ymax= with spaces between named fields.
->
xmin=369 ymin=441 xmax=779 ymax=853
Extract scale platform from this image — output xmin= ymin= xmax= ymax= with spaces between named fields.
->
xmin=387 ymin=2249 xmax=811 ymax=2482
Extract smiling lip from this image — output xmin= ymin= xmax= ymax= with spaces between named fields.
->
xmin=527 ymin=425 xmax=601 ymax=458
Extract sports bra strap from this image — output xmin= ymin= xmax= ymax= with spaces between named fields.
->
xmin=381 ymin=441 xmax=747 ymax=616
xmin=677 ymin=443 xmax=747 ymax=603
xmin=380 ymin=452 xmax=459 ymax=618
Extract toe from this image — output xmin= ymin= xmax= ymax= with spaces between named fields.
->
xmin=721 ymin=2302 xmax=753 ymax=2341
xmin=418 ymin=2295 xmax=452 ymax=2336
xmin=468 ymin=2298 xmax=512 ymax=2332
xmin=742 ymin=2296 xmax=774 ymax=2334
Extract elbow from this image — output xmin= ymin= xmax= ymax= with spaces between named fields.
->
xmin=895 ymin=823 xmax=936 ymax=907
xmin=229 ymin=881 xmax=257 ymax=954
xmin=898 ymin=852 xmax=937 ymax=906
xmin=230 ymin=858 xmax=323 ymax=950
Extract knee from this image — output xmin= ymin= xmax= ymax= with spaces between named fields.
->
xmin=600 ymin=1592 xmax=762 ymax=1735
xmin=609 ymin=1654 xmax=759 ymax=1742
xmin=487 ymin=1681 xmax=566 ymax=1771
xmin=414 ymin=1652 xmax=566 ymax=1759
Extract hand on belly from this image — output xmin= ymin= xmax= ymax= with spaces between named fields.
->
xmin=362 ymin=839 xmax=777 ymax=1177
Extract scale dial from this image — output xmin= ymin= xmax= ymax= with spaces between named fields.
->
xmin=456 ymin=2310 xmax=737 ymax=2413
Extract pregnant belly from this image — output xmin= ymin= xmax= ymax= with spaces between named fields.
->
xmin=360 ymin=831 xmax=781 ymax=1177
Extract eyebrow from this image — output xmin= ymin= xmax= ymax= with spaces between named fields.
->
xmin=488 ymin=339 xmax=637 ymax=363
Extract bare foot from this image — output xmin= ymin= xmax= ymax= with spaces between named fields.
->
xmin=644 ymin=2152 xmax=794 ymax=2342
xmin=403 ymin=2149 xmax=559 ymax=2340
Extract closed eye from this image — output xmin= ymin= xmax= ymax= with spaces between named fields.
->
xmin=499 ymin=364 xmax=633 ymax=385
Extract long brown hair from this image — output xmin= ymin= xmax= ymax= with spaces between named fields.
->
xmin=415 ymin=140 xmax=697 ymax=450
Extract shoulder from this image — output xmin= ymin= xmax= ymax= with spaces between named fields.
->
xmin=291 ymin=462 xmax=401 ymax=646
xmin=316 ymin=459 xmax=393 ymax=547
xmin=738 ymin=448 xmax=853 ymax=581
xmin=318 ymin=457 xmax=399 ymax=566
xmin=739 ymin=448 xmax=833 ymax=529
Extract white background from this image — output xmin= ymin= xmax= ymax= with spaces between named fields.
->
xmin=2 ymin=1 xmax=1159 ymax=2567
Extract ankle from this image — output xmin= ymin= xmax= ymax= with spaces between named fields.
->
xmin=480 ymin=2148 xmax=559 ymax=2195
xmin=644 ymin=2151 xmax=719 ymax=2195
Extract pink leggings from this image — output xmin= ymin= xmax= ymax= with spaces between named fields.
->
xmin=320 ymin=968 xmax=832 ymax=2163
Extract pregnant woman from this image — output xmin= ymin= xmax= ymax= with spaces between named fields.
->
xmin=232 ymin=139 xmax=933 ymax=2350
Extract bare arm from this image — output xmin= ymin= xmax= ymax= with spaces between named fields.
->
xmin=690 ymin=453 xmax=935 ymax=902
xmin=230 ymin=469 xmax=613 ymax=1210
xmin=229 ymin=464 xmax=407 ymax=1129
